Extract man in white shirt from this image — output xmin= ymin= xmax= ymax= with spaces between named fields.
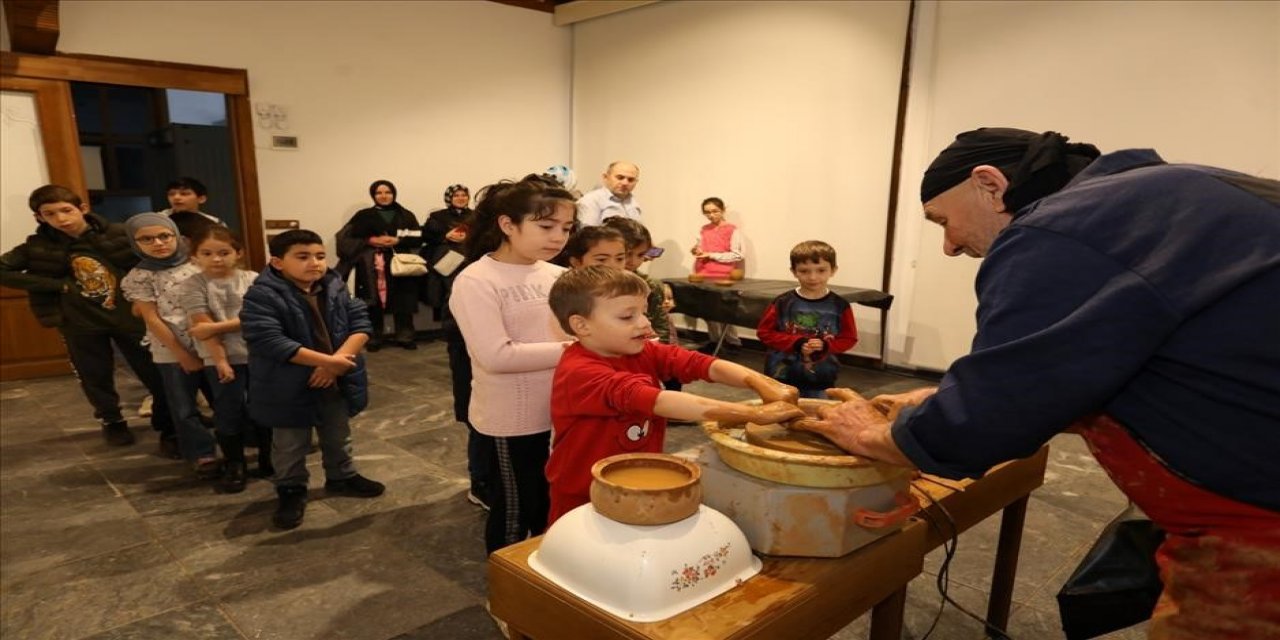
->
xmin=576 ymin=161 xmax=641 ymax=226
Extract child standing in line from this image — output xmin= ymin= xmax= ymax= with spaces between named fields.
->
xmin=448 ymin=174 xmax=576 ymax=554
xmin=603 ymin=217 xmax=679 ymax=389
xmin=690 ymin=197 xmax=745 ymax=351
xmin=241 ymin=229 xmax=384 ymax=530
xmin=179 ymin=226 xmax=261 ymax=493
xmin=545 ymin=267 xmax=804 ymax=525
xmin=563 ymin=225 xmax=627 ymax=270
xmin=160 ymin=176 xmax=224 ymax=242
xmin=757 ymin=240 xmax=858 ymax=399
xmin=120 ymin=213 xmax=219 ymax=474
xmin=0 ymin=185 xmax=174 ymax=447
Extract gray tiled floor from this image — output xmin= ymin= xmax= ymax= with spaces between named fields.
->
xmin=0 ymin=341 xmax=1145 ymax=639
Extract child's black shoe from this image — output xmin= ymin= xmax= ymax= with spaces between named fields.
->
xmin=157 ymin=434 xmax=182 ymax=460
xmin=193 ymin=456 xmax=223 ymax=480
xmin=325 ymin=473 xmax=385 ymax=498
xmin=273 ymin=485 xmax=308 ymax=529
xmin=101 ymin=420 xmax=135 ymax=446
xmin=220 ymin=460 xmax=248 ymax=493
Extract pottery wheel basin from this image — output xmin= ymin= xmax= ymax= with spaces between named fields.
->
xmin=703 ymin=398 xmax=913 ymax=488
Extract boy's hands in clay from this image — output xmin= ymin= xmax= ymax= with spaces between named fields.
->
xmin=744 ymin=374 xmax=800 ymax=405
xmin=706 ymin=400 xmax=805 ymax=426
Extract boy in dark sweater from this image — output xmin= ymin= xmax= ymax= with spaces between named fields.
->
xmin=0 ymin=185 xmax=174 ymax=448
xmin=241 ymin=229 xmax=384 ymax=530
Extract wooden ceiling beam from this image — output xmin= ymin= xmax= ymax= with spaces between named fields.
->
xmin=3 ymin=0 xmax=60 ymax=55
xmin=487 ymin=0 xmax=557 ymax=14
xmin=553 ymin=0 xmax=660 ymax=27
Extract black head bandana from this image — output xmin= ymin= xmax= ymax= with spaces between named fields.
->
xmin=920 ymin=128 xmax=1101 ymax=214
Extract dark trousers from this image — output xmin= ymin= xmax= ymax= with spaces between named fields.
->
xmin=62 ymin=330 xmax=172 ymax=433
xmin=369 ymin=306 xmax=414 ymax=343
xmin=486 ymin=430 xmax=551 ymax=555
xmin=447 ymin=333 xmax=493 ymax=499
xmin=205 ymin=364 xmax=248 ymax=437
xmin=271 ymin=389 xmax=356 ymax=487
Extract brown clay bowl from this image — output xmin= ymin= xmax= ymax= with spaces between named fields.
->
xmin=589 ymin=453 xmax=702 ymax=525
xmin=687 ymin=273 xmax=706 ymax=283
xmin=729 ymin=268 xmax=745 ymax=281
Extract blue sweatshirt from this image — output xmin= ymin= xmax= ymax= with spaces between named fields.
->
xmin=240 ymin=267 xmax=372 ymax=428
xmin=893 ymin=149 xmax=1280 ymax=512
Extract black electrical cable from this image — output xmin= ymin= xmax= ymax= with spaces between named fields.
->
xmin=912 ymin=479 xmax=1014 ymax=640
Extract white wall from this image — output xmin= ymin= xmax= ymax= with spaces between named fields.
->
xmin=572 ymin=0 xmax=911 ymax=358
xmin=50 ymin=0 xmax=571 ymax=260
xmin=1 ymin=92 xmax=50 ymax=250
xmin=886 ymin=0 xmax=1280 ymax=370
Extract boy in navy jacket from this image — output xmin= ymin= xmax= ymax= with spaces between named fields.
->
xmin=241 ymin=230 xmax=384 ymax=530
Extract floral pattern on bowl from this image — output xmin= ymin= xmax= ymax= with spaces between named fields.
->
xmin=670 ymin=542 xmax=732 ymax=591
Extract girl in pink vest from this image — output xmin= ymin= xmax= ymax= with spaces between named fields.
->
xmin=692 ymin=197 xmax=745 ymax=349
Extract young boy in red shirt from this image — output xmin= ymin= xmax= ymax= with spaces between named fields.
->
xmin=757 ymin=240 xmax=858 ymax=398
xmin=545 ymin=266 xmax=804 ymax=526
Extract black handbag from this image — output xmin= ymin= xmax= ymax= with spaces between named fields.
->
xmin=1056 ymin=503 xmax=1166 ymax=639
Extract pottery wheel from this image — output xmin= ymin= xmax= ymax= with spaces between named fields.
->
xmin=744 ymin=423 xmax=848 ymax=456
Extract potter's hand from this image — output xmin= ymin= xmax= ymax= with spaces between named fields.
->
xmin=788 ymin=389 xmax=913 ymax=466
xmin=869 ymin=386 xmax=937 ymax=421
xmin=744 ymin=373 xmax=800 ymax=405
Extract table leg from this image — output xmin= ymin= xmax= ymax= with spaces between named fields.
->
xmin=710 ymin=325 xmax=728 ymax=357
xmin=985 ymin=495 xmax=1028 ymax=637
xmin=869 ymin=586 xmax=907 ymax=640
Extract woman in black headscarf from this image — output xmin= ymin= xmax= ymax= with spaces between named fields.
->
xmin=336 ymin=180 xmax=423 ymax=350
xmin=420 ymin=184 xmax=473 ymax=317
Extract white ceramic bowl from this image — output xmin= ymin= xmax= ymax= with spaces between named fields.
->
xmin=528 ymin=504 xmax=762 ymax=622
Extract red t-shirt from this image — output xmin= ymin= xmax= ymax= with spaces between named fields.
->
xmin=545 ymin=341 xmax=715 ymax=525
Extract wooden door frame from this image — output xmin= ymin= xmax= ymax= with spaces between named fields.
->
xmin=0 ymin=51 xmax=267 ymax=268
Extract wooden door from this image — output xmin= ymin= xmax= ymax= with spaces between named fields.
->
xmin=1 ymin=53 xmax=264 ymax=382
xmin=0 ymin=76 xmax=83 ymax=380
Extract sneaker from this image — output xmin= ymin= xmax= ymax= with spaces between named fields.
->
xmin=157 ymin=434 xmax=182 ymax=460
xmin=324 ymin=473 xmax=385 ymax=498
xmin=138 ymin=395 xmax=153 ymax=418
xmin=466 ymin=491 xmax=491 ymax=511
xmin=101 ymin=420 xmax=136 ymax=446
xmin=273 ymin=485 xmax=308 ymax=530
xmin=194 ymin=456 xmax=223 ymax=480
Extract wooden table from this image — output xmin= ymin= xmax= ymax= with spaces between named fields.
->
xmin=489 ymin=447 xmax=1048 ymax=640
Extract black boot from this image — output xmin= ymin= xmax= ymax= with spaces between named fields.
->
xmin=255 ymin=427 xmax=275 ymax=478
xmin=217 ymin=434 xmax=247 ymax=494
xmin=273 ymin=485 xmax=308 ymax=530
xmin=101 ymin=420 xmax=136 ymax=446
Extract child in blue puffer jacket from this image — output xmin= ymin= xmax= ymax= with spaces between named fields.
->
xmin=241 ymin=229 xmax=384 ymax=530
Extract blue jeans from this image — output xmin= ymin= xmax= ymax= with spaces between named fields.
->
xmin=799 ymin=387 xmax=830 ymax=400
xmin=156 ymin=363 xmax=217 ymax=461
xmin=204 ymin=364 xmax=248 ymax=437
